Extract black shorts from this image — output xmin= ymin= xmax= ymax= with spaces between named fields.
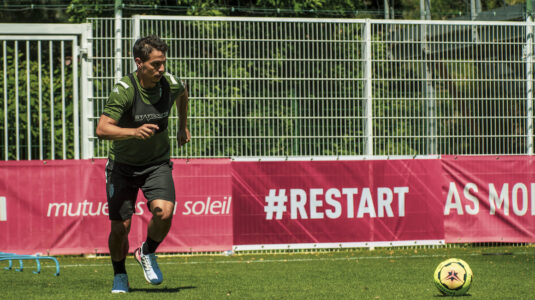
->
xmin=105 ymin=159 xmax=176 ymax=221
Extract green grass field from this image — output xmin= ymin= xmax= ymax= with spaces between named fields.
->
xmin=1 ymin=246 xmax=534 ymax=299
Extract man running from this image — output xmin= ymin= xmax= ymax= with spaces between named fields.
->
xmin=96 ymin=35 xmax=190 ymax=293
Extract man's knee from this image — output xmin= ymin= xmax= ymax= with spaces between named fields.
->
xmin=150 ymin=200 xmax=174 ymax=222
xmin=110 ymin=219 xmax=131 ymax=237
xmin=152 ymin=207 xmax=173 ymax=222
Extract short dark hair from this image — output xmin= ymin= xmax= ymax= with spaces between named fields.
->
xmin=133 ymin=35 xmax=168 ymax=62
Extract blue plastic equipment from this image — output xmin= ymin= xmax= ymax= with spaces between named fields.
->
xmin=0 ymin=252 xmax=60 ymax=276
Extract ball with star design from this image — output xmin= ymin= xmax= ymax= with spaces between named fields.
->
xmin=433 ymin=258 xmax=473 ymax=296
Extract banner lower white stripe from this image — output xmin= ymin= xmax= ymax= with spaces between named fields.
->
xmin=233 ymin=240 xmax=445 ymax=251
xmin=0 ymin=196 xmax=6 ymax=221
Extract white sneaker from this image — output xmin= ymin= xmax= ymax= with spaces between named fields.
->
xmin=111 ymin=273 xmax=129 ymax=293
xmin=134 ymin=244 xmax=163 ymax=285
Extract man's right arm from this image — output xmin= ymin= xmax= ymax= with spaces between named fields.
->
xmin=97 ymin=79 xmax=160 ymax=141
xmin=96 ymin=115 xmax=159 ymax=140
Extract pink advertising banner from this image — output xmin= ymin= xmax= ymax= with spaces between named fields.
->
xmin=442 ymin=156 xmax=535 ymax=243
xmin=231 ymin=159 xmax=445 ymax=247
xmin=2 ymin=156 xmax=535 ymax=255
xmin=0 ymin=159 xmax=232 ymax=255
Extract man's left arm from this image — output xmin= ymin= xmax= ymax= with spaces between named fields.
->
xmin=176 ymin=87 xmax=191 ymax=147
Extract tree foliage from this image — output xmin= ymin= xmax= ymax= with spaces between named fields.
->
xmin=0 ymin=0 xmax=525 ymax=23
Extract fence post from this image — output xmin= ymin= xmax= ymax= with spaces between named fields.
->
xmin=114 ymin=0 xmax=123 ymax=83
xmin=132 ymin=15 xmax=141 ymax=71
xmin=2 ymin=41 xmax=7 ymax=160
xmin=81 ymin=23 xmax=94 ymax=159
xmin=420 ymin=23 xmax=437 ymax=155
xmin=527 ymin=20 xmax=534 ymax=155
xmin=72 ymin=38 xmax=79 ymax=159
xmin=363 ymin=19 xmax=373 ymax=156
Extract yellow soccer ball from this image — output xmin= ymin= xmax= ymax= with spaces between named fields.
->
xmin=433 ymin=258 xmax=473 ymax=296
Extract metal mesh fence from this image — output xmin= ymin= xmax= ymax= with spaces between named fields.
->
xmin=372 ymin=21 xmax=530 ymax=155
xmin=90 ymin=17 xmax=533 ymax=158
xmin=91 ymin=17 xmax=368 ymax=158
xmin=2 ymin=18 xmax=533 ymax=160
xmin=90 ymin=18 xmax=136 ymax=159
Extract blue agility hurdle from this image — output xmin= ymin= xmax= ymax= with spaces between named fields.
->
xmin=0 ymin=252 xmax=60 ymax=276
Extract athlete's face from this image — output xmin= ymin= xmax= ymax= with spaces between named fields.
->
xmin=136 ymin=49 xmax=166 ymax=87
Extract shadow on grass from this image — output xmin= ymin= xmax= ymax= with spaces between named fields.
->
xmin=130 ymin=286 xmax=196 ymax=293
xmin=433 ymin=294 xmax=471 ymax=297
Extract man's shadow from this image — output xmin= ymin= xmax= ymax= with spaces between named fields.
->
xmin=130 ymin=286 xmax=196 ymax=293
